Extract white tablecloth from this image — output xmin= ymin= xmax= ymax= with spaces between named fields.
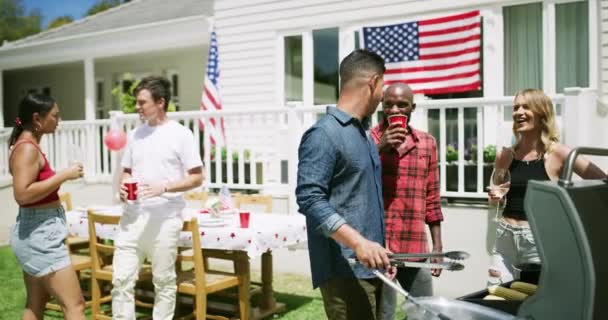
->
xmin=66 ymin=207 xmax=307 ymax=258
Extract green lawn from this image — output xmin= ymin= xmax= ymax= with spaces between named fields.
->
xmin=0 ymin=246 xmax=403 ymax=319
xmin=0 ymin=246 xmax=326 ymax=319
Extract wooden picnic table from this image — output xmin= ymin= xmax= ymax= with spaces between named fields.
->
xmin=67 ymin=207 xmax=307 ymax=319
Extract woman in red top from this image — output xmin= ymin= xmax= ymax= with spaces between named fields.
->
xmin=9 ymin=93 xmax=85 ymax=320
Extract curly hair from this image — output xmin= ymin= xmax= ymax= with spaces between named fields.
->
xmin=512 ymin=88 xmax=560 ymax=153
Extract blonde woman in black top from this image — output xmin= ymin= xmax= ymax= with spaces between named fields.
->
xmin=487 ymin=88 xmax=606 ymax=285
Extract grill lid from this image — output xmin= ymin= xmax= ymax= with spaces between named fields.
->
xmin=520 ymin=147 xmax=608 ymax=320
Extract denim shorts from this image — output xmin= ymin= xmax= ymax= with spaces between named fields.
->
xmin=10 ymin=206 xmax=71 ymax=277
xmin=488 ymin=219 xmax=540 ymax=285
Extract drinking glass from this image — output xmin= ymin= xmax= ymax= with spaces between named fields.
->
xmin=68 ymin=144 xmax=84 ymax=166
xmin=68 ymin=144 xmax=84 ymax=180
xmin=489 ymin=168 xmax=511 ymax=221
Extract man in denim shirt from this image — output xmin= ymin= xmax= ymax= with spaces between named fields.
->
xmin=296 ymin=49 xmax=393 ymax=320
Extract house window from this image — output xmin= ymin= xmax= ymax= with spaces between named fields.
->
xmin=503 ymin=2 xmax=543 ymax=96
xmin=313 ymin=28 xmax=339 ymax=105
xmin=283 ymin=28 xmax=340 ymax=105
xmin=171 ymin=73 xmax=179 ymax=97
xmin=96 ymin=80 xmax=104 ymax=105
xmin=284 ymin=35 xmax=303 ymax=102
xmin=556 ymin=1 xmax=588 ymax=93
xmin=166 ymin=69 xmax=179 ymax=109
xmin=96 ymin=79 xmax=107 ymax=119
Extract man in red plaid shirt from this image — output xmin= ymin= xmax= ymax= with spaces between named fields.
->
xmin=370 ymin=83 xmax=444 ymax=319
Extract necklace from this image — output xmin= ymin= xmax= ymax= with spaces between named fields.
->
xmin=522 ymin=154 xmax=543 ymax=165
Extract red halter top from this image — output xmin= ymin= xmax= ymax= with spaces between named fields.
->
xmin=11 ymin=139 xmax=60 ymax=207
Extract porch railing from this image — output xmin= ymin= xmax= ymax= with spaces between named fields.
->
xmin=0 ymin=90 xmax=591 ymax=213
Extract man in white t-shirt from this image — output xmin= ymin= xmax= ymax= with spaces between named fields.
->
xmin=112 ymin=76 xmax=203 ymax=319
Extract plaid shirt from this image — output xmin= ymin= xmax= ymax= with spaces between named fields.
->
xmin=370 ymin=124 xmax=443 ymax=254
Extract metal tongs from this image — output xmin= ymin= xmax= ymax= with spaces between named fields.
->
xmin=388 ymin=250 xmax=470 ymax=271
xmin=374 ymin=269 xmax=451 ymax=320
xmin=347 ymin=258 xmax=453 ymax=320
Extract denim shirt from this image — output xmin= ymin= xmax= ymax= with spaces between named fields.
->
xmin=296 ymin=106 xmax=385 ymax=288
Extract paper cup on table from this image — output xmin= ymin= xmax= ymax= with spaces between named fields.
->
xmin=239 ymin=211 xmax=250 ymax=228
xmin=387 ymin=114 xmax=407 ymax=128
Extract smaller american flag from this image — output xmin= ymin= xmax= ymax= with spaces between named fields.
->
xmin=363 ymin=10 xmax=481 ymax=94
xmin=200 ymin=29 xmax=225 ymax=145
xmin=218 ymin=185 xmax=234 ymax=210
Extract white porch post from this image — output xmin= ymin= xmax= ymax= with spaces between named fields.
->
xmin=542 ymin=2 xmax=557 ymax=94
xmin=84 ymin=58 xmax=95 ymax=121
xmin=563 ymin=88 xmax=606 ymax=169
xmin=563 ymin=87 xmax=582 ymax=148
xmin=0 ymin=69 xmax=4 ymax=128
xmin=286 ymin=106 xmax=302 ymax=214
xmin=481 ymin=6 xmax=504 ymax=148
xmin=588 ymin=0 xmax=599 ymax=90
xmin=83 ymin=58 xmax=96 ymax=182
xmin=302 ymin=31 xmax=313 ymax=107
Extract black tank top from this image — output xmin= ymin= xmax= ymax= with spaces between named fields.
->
xmin=502 ymin=158 xmax=551 ymax=220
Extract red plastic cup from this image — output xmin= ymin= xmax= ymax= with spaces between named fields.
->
xmin=124 ymin=179 xmax=138 ymax=201
xmin=239 ymin=211 xmax=250 ymax=228
xmin=387 ymin=114 xmax=407 ymax=128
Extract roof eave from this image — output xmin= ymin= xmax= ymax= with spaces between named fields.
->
xmin=0 ymin=14 xmax=211 ymax=70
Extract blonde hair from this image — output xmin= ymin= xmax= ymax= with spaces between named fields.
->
xmin=512 ymin=89 xmax=560 ymax=154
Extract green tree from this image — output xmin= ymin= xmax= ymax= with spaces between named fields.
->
xmin=47 ymin=15 xmax=73 ymax=29
xmin=86 ymin=0 xmax=124 ymax=16
xmin=0 ymin=0 xmax=42 ymax=43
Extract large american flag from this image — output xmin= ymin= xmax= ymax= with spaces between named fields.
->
xmin=200 ymin=29 xmax=225 ymax=145
xmin=363 ymin=10 xmax=481 ymax=94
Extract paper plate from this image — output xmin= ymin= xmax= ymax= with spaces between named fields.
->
xmin=198 ymin=220 xmax=228 ymax=228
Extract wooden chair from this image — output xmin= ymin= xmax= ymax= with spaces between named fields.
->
xmin=60 ymin=192 xmax=89 ymax=252
xmin=59 ymin=192 xmax=73 ymax=211
xmin=88 ymin=210 xmax=153 ymax=320
xmin=204 ymin=194 xmax=273 ymax=305
xmin=45 ymin=193 xmax=93 ymax=313
xmin=175 ymin=218 xmax=249 ymax=320
xmin=184 ymin=191 xmax=209 ymax=208
xmin=234 ymin=194 xmax=273 ymax=213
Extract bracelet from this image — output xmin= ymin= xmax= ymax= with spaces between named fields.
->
xmin=163 ymin=185 xmax=169 ymax=193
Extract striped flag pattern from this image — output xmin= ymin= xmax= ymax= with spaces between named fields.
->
xmin=200 ymin=29 xmax=225 ymax=145
xmin=363 ymin=10 xmax=481 ymax=94
xmin=218 ymin=185 xmax=234 ymax=210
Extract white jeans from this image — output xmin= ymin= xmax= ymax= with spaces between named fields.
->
xmin=111 ymin=206 xmax=183 ymax=320
xmin=488 ymin=219 xmax=541 ymax=285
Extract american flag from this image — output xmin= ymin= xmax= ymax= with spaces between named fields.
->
xmin=218 ymin=185 xmax=234 ymax=210
xmin=200 ymin=29 xmax=225 ymax=145
xmin=363 ymin=10 xmax=481 ymax=94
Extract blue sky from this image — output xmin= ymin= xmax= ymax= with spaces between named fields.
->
xmin=22 ymin=0 xmax=99 ymax=28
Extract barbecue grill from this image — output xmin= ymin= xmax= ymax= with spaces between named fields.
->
xmin=457 ymin=147 xmax=608 ymax=320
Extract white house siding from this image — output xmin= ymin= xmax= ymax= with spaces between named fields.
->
xmin=213 ymin=0 xmax=512 ymax=156
xmin=596 ymin=0 xmax=608 ymax=168
xmin=601 ymin=0 xmax=608 ymax=96
xmin=4 ymin=63 xmax=85 ymax=122
xmin=214 ymin=0 xmax=511 ymax=110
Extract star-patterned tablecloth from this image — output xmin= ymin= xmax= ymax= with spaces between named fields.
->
xmin=66 ymin=207 xmax=307 ymax=258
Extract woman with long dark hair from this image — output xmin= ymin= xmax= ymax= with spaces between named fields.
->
xmin=9 ymin=93 xmax=85 ymax=319
xmin=487 ymin=89 xmax=606 ymax=285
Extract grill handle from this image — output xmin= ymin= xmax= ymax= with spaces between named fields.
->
xmin=559 ymin=147 xmax=608 ymax=187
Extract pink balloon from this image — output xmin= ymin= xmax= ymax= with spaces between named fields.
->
xmin=104 ymin=129 xmax=127 ymax=151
